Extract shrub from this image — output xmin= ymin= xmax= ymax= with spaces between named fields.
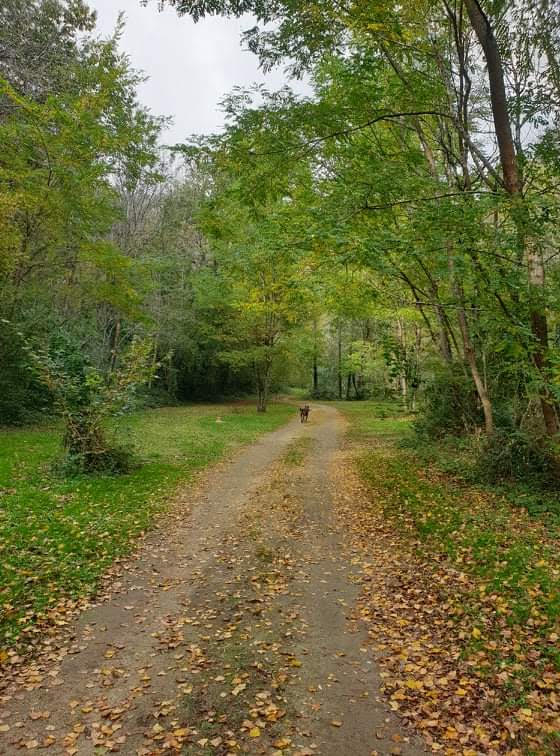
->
xmin=32 ymin=336 xmax=156 ymax=474
xmin=310 ymin=387 xmax=338 ymax=400
xmin=473 ymin=429 xmax=560 ymax=486
xmin=0 ymin=320 xmax=51 ymax=425
xmin=414 ymin=366 xmax=482 ymax=439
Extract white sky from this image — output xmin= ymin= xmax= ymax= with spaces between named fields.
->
xmin=89 ymin=0 xmax=307 ymax=145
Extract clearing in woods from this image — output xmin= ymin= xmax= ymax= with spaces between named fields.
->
xmin=0 ymin=405 xmax=422 ymax=755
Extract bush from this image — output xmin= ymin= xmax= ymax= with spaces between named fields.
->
xmin=53 ymin=442 xmax=136 ymax=477
xmin=414 ymin=366 xmax=482 ymax=439
xmin=0 ymin=320 xmax=51 ymax=425
xmin=32 ymin=336 xmax=155 ymax=474
xmin=473 ymin=429 xmax=560 ymax=487
xmin=310 ymin=387 xmax=338 ymax=400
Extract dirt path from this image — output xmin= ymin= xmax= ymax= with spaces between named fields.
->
xmin=0 ymin=405 xmax=423 ymax=755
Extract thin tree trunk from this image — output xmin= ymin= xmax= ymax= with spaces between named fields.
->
xmin=337 ymin=324 xmax=343 ymax=399
xmin=352 ymin=373 xmax=360 ymax=400
xmin=312 ymin=318 xmax=319 ymax=395
xmin=450 ymin=255 xmax=494 ymax=435
xmin=109 ymin=319 xmax=121 ymax=372
xmin=464 ymin=0 xmax=558 ymax=435
xmin=313 ymin=354 xmax=318 ymax=395
xmin=457 ymin=304 xmax=493 ymax=435
xmin=255 ymin=363 xmax=268 ymax=412
xmin=396 ymin=318 xmax=408 ymax=408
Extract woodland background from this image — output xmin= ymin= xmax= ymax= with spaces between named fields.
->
xmin=2 ymin=0 xmax=560 ymax=484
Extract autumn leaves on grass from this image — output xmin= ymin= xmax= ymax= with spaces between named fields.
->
xmin=335 ymin=446 xmax=560 ymax=754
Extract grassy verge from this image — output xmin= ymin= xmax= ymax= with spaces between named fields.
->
xmin=412 ymin=433 xmax=560 ymax=526
xmin=334 ymin=400 xmax=560 ymax=752
xmin=332 ymin=399 xmax=412 ymax=440
xmin=0 ymin=402 xmax=292 ymax=653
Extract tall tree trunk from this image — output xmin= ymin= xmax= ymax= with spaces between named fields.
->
xmin=337 ymin=324 xmax=343 ymax=399
xmin=456 ymin=299 xmax=494 ymax=435
xmin=109 ymin=319 xmax=121 ymax=372
xmin=255 ymin=361 xmax=269 ymax=412
xmin=312 ymin=356 xmax=318 ymax=395
xmin=312 ymin=318 xmax=319 ymax=395
xmin=464 ymin=0 xmax=558 ymax=435
xmin=437 ymin=304 xmax=453 ymax=364
xmin=396 ymin=318 xmax=408 ymax=408
xmin=352 ymin=372 xmax=360 ymax=400
xmin=450 ymin=254 xmax=494 ymax=434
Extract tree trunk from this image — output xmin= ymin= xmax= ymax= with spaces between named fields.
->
xmin=337 ymin=324 xmax=343 ymax=399
xmin=312 ymin=353 xmax=318 ymax=395
xmin=255 ymin=362 xmax=269 ymax=412
xmin=463 ymin=0 xmax=519 ymax=195
xmin=109 ymin=319 xmax=121 ymax=372
xmin=396 ymin=318 xmax=409 ymax=408
xmin=457 ymin=303 xmax=494 ymax=435
xmin=352 ymin=372 xmax=360 ymax=400
xmin=437 ymin=305 xmax=453 ymax=363
xmin=312 ymin=318 xmax=319 ymax=395
xmin=464 ymin=0 xmax=558 ymax=435
xmin=451 ymin=268 xmax=494 ymax=435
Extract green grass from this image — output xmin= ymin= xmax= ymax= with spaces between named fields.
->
xmin=332 ymin=399 xmax=413 ymax=440
xmin=337 ymin=401 xmax=560 ymax=670
xmin=334 ymin=399 xmax=560 ymax=526
xmin=0 ymin=402 xmax=292 ymax=651
xmin=411 ymin=433 xmax=560 ymax=525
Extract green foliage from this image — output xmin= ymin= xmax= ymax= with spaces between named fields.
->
xmin=5 ymin=0 xmax=560 ymax=487
xmin=32 ymin=336 xmax=156 ymax=473
xmin=472 ymin=430 xmax=560 ymax=488
xmin=0 ymin=321 xmax=51 ymax=425
xmin=0 ymin=2 xmax=167 ymax=422
xmin=414 ymin=367 xmax=483 ymax=439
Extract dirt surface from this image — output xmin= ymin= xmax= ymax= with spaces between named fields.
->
xmin=0 ymin=405 xmax=424 ymax=755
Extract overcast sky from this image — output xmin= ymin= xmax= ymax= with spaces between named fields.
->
xmin=89 ymin=0 xmax=307 ymax=145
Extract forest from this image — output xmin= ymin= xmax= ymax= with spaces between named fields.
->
xmin=3 ymin=0 xmax=560 ymax=476
xmin=2 ymin=1 xmax=560 ymax=754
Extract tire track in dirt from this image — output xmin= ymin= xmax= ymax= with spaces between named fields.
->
xmin=0 ymin=405 xmax=423 ymax=755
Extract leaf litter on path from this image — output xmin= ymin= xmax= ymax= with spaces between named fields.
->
xmin=0 ymin=408 xmax=422 ymax=755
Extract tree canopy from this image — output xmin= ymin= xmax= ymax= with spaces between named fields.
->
xmin=3 ymin=0 xmax=560 ymax=474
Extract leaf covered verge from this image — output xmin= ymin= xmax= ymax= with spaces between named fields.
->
xmin=335 ymin=401 xmax=560 ymax=754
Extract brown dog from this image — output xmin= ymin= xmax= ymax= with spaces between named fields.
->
xmin=299 ymin=405 xmax=310 ymax=423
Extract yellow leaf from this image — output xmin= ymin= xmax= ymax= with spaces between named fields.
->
xmin=471 ymin=628 xmax=481 ymax=639
xmin=249 ymin=727 xmax=261 ymax=738
xmin=405 ymin=678 xmax=422 ymax=690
